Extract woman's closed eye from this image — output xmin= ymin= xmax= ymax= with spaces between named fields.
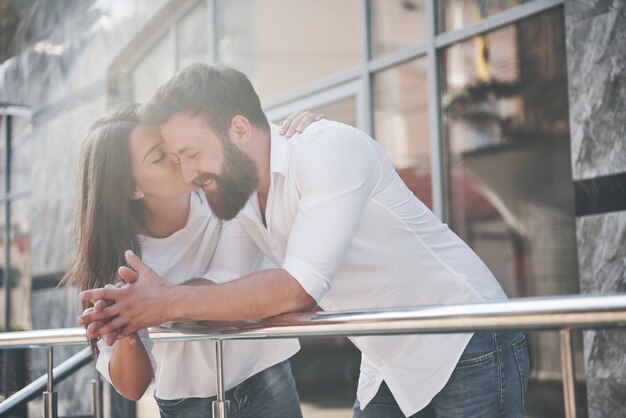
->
xmin=151 ymin=150 xmax=166 ymax=165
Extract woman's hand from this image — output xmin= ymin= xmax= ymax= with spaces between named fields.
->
xmin=279 ymin=111 xmax=325 ymax=137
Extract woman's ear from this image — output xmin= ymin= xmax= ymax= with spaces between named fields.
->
xmin=230 ymin=115 xmax=252 ymax=148
xmin=132 ymin=190 xmax=144 ymax=200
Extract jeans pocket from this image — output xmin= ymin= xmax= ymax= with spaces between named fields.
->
xmin=512 ymin=334 xmax=530 ymax=415
xmin=456 ymin=350 xmax=497 ymax=369
xmin=154 ymin=396 xmax=189 ymax=413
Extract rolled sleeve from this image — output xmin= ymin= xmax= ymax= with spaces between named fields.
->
xmin=282 ymin=256 xmax=331 ymax=303
xmin=282 ymin=123 xmax=381 ymax=302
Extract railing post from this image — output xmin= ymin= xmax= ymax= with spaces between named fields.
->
xmin=92 ymin=366 xmax=103 ymax=418
xmin=42 ymin=346 xmax=58 ymax=418
xmin=212 ymin=340 xmax=229 ymax=418
xmin=559 ymin=328 xmax=577 ymax=418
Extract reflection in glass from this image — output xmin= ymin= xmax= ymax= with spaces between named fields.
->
xmin=132 ymin=33 xmax=175 ymax=102
xmin=0 ymin=118 xmax=4 ymax=196
xmin=10 ymin=115 xmax=32 ymax=194
xmin=373 ymin=58 xmax=431 ymax=207
xmin=0 ymin=117 xmax=32 ymax=331
xmin=216 ymin=0 xmax=360 ymax=99
xmin=441 ymin=8 xmax=576 ymax=380
xmin=311 ymin=96 xmax=357 ymax=128
xmin=177 ymin=1 xmax=208 ymax=69
xmin=371 ymin=0 xmax=426 ymax=58
xmin=439 ymin=0 xmax=529 ymax=32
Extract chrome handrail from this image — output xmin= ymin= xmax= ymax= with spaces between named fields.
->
xmin=2 ymin=293 xmax=626 ymax=418
xmin=0 ymin=348 xmax=92 ymax=416
xmin=1 ymin=294 xmax=625 ymax=348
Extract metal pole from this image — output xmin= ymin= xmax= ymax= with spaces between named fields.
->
xmin=43 ymin=346 xmax=58 ymax=418
xmin=559 ymin=329 xmax=577 ymax=418
xmin=212 ymin=340 xmax=229 ymax=418
xmin=92 ymin=366 xmax=103 ymax=418
xmin=2 ymin=113 xmax=11 ymax=400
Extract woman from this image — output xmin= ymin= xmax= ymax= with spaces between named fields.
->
xmin=63 ymin=103 xmax=322 ymax=417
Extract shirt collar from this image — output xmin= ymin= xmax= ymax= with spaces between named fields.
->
xmin=269 ymin=123 xmax=291 ymax=178
xmin=237 ymin=123 xmax=289 ymax=222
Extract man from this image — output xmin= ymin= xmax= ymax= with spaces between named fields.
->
xmin=81 ymin=64 xmax=529 ymax=417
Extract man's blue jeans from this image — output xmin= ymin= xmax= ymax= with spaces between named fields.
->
xmin=154 ymin=360 xmax=302 ymax=418
xmin=353 ymin=331 xmax=530 ymax=418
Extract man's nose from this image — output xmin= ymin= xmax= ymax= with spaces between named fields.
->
xmin=180 ymin=162 xmax=197 ymax=184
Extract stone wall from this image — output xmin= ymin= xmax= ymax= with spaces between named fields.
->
xmin=564 ymin=1 xmax=626 ymax=416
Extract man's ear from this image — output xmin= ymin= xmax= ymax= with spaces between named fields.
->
xmin=229 ymin=115 xmax=252 ymax=148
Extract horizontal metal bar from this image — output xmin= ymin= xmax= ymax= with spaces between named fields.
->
xmin=0 ymin=328 xmax=89 ymax=349
xmin=368 ymin=43 xmax=428 ymax=73
xmin=0 ymin=348 xmax=92 ymax=415
xmin=164 ymin=293 xmax=626 ymax=340
xmin=434 ymin=0 xmax=564 ymax=49
xmin=1 ymin=294 xmax=626 ymax=348
xmin=0 ymin=105 xmax=32 ymax=118
xmin=262 ymin=67 xmax=361 ymax=111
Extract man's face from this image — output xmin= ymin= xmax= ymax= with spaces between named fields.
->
xmin=160 ymin=113 xmax=258 ymax=220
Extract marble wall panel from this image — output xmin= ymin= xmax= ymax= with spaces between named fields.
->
xmin=575 ymin=212 xmax=626 ymax=295
xmin=586 ymin=377 xmax=626 ymax=418
xmin=565 ymin=0 xmax=626 ymax=180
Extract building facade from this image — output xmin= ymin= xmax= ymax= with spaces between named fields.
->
xmin=0 ymin=0 xmax=623 ymax=416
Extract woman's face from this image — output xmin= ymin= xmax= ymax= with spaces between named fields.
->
xmin=128 ymin=125 xmax=198 ymax=200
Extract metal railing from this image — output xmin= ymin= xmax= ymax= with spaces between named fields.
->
xmin=2 ymin=294 xmax=626 ymax=418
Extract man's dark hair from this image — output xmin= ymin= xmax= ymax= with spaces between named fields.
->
xmin=141 ymin=63 xmax=269 ymax=139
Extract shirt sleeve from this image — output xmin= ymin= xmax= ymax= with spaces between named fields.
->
xmin=282 ymin=124 xmax=381 ymax=302
xmin=95 ymin=328 xmax=155 ymax=388
xmin=202 ymin=218 xmax=261 ymax=283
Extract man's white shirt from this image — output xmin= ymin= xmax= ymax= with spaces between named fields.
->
xmin=96 ymin=192 xmax=300 ymax=399
xmin=235 ymin=121 xmax=507 ymax=416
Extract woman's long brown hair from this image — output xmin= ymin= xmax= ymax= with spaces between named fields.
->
xmin=61 ymin=104 xmax=148 ymax=350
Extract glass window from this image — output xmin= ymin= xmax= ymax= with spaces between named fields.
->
xmin=216 ymin=0 xmax=361 ymax=99
xmin=0 ymin=114 xmax=32 ymax=332
xmin=177 ymin=1 xmax=209 ymax=69
xmin=439 ymin=0 xmax=529 ymax=32
xmin=310 ymin=96 xmax=357 ymax=128
xmin=0 ymin=117 xmax=5 ymax=196
xmin=441 ymin=8 xmax=575 ymax=378
xmin=373 ymin=58 xmax=432 ymax=208
xmin=132 ymin=33 xmax=175 ymax=102
xmin=10 ymin=115 xmax=32 ymax=193
xmin=371 ymin=0 xmax=426 ymax=58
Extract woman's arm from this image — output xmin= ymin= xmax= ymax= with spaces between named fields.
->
xmin=87 ymin=289 xmax=154 ymax=401
xmin=108 ymin=336 xmax=153 ymax=401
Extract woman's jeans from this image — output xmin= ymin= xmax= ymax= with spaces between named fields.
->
xmin=155 ymin=360 xmax=302 ymax=418
xmin=353 ymin=331 xmax=530 ymax=418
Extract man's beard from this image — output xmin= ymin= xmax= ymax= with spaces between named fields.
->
xmin=199 ymin=141 xmax=258 ymax=221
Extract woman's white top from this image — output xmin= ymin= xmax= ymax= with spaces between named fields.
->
xmin=95 ymin=192 xmax=300 ymax=399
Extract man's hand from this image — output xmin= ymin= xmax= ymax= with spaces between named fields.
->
xmin=81 ymin=291 xmax=142 ymax=346
xmin=79 ymin=250 xmax=174 ymax=339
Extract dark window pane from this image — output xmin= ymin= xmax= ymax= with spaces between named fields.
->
xmin=441 ymin=8 xmax=576 ymax=379
xmin=439 ymin=0 xmax=529 ymax=33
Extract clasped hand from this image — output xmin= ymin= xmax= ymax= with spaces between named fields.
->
xmin=78 ymin=250 xmax=173 ymax=345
